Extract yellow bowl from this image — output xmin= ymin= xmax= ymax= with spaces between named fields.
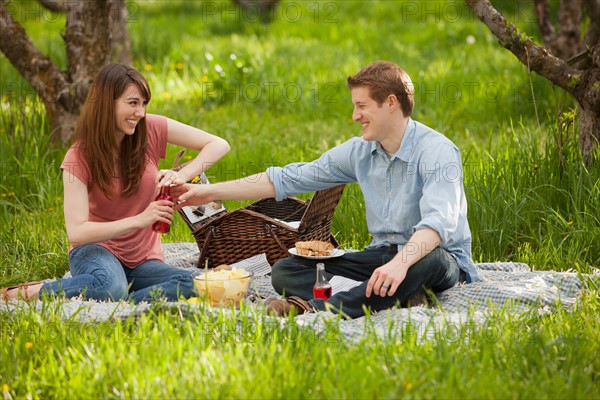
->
xmin=193 ymin=268 xmax=253 ymax=307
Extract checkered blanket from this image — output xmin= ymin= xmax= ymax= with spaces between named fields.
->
xmin=2 ymin=243 xmax=593 ymax=342
xmin=163 ymin=243 xmax=590 ymax=341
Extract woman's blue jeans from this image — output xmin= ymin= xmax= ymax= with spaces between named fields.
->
xmin=40 ymin=244 xmax=199 ymax=303
xmin=272 ymin=245 xmax=465 ymax=319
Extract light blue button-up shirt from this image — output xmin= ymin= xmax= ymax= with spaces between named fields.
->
xmin=266 ymin=119 xmax=479 ymax=282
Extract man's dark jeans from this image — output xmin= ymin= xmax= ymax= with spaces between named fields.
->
xmin=271 ymin=245 xmax=465 ymax=319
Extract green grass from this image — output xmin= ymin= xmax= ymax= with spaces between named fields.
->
xmin=1 ymin=288 xmax=599 ymax=398
xmin=1 ymin=0 xmax=599 ymax=398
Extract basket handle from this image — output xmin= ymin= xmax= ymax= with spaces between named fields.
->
xmin=172 ymin=149 xmax=186 ymax=169
xmin=265 ymin=223 xmax=289 ymax=253
xmin=197 ymin=226 xmax=215 ymax=268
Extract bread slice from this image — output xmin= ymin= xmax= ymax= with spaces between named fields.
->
xmin=295 ymin=240 xmax=335 ymax=256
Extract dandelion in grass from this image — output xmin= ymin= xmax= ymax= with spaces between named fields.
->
xmin=144 ymin=63 xmax=153 ymax=71
xmin=567 ymin=221 xmax=574 ymax=226
xmin=175 ymin=63 xmax=184 ymax=70
xmin=1 ymin=384 xmax=10 ymax=400
xmin=201 ymin=76 xmax=209 ymax=83
xmin=163 ymin=92 xmax=171 ymax=99
xmin=184 ymin=155 xmax=193 ymax=161
xmin=199 ymin=107 xmax=206 ymax=113
xmin=25 ymin=342 xmax=33 ymax=349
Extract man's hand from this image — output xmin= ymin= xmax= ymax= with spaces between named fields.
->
xmin=170 ymin=183 xmax=213 ymax=209
xmin=366 ymin=229 xmax=442 ymax=298
xmin=365 ymin=260 xmax=409 ymax=298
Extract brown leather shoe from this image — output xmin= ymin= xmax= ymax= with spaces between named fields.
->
xmin=265 ymin=296 xmax=315 ymax=317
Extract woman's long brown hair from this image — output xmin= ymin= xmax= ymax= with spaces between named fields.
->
xmin=72 ymin=64 xmax=152 ymax=198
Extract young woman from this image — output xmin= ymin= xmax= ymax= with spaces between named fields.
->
xmin=1 ymin=63 xmax=230 ymax=302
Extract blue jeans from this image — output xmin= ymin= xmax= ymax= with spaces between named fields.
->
xmin=40 ymin=244 xmax=199 ymax=303
xmin=271 ymin=245 xmax=465 ymax=319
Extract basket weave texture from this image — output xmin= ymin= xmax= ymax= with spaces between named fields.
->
xmin=178 ymin=185 xmax=346 ymax=268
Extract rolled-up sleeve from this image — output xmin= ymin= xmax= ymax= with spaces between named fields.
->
xmin=266 ymin=163 xmax=316 ymax=201
xmin=266 ymin=140 xmax=357 ymax=201
xmin=414 ymin=143 xmax=464 ymax=244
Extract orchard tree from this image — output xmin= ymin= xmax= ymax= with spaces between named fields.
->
xmin=466 ymin=0 xmax=600 ymax=164
xmin=0 ymin=0 xmax=132 ymax=144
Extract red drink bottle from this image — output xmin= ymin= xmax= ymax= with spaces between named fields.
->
xmin=152 ymin=186 xmax=172 ymax=234
xmin=313 ymin=262 xmax=332 ymax=300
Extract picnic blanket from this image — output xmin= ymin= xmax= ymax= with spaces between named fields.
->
xmin=1 ymin=243 xmax=594 ymax=342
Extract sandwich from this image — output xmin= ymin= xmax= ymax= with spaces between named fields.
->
xmin=295 ymin=241 xmax=335 ymax=257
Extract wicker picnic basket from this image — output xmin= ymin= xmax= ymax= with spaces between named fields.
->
xmin=177 ymin=184 xmax=346 ymax=268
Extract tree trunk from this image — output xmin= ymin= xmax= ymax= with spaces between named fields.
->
xmin=466 ymin=0 xmax=600 ymax=164
xmin=534 ymin=0 xmax=584 ymax=60
xmin=577 ymin=41 xmax=600 ymax=160
xmin=0 ymin=0 xmax=132 ymax=144
xmin=110 ymin=0 xmax=133 ymax=66
xmin=579 ymin=107 xmax=600 ymax=159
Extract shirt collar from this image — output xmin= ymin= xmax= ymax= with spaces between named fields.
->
xmin=397 ymin=118 xmax=416 ymax=162
xmin=369 ymin=118 xmax=416 ymax=162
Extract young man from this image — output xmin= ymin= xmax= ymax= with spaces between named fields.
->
xmin=173 ymin=61 xmax=479 ymax=318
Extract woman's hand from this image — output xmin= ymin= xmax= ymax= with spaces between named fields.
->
xmin=137 ymin=199 xmax=174 ymax=228
xmin=156 ymin=169 xmax=183 ymax=188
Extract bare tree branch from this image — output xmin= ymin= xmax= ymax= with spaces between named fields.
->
xmin=465 ymin=0 xmax=584 ymax=100
xmin=0 ymin=0 xmax=132 ymax=143
xmin=467 ymin=0 xmax=600 ymax=164
xmin=0 ymin=0 xmax=68 ymax=105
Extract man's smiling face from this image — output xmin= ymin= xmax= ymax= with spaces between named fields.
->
xmin=351 ymin=86 xmax=395 ymax=144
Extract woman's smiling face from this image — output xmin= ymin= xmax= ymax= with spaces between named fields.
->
xmin=114 ymin=84 xmax=147 ymax=141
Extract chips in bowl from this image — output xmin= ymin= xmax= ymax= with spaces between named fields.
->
xmin=193 ymin=267 xmax=253 ymax=307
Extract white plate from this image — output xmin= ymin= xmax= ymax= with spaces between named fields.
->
xmin=288 ymin=248 xmax=345 ymax=259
